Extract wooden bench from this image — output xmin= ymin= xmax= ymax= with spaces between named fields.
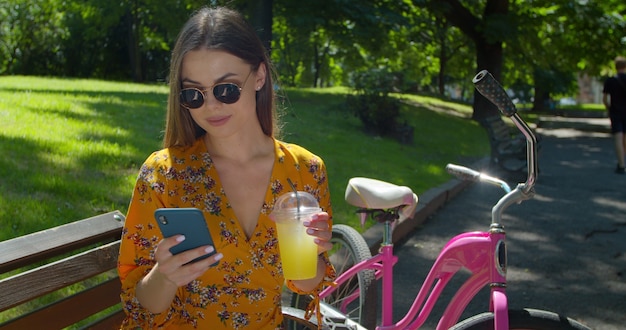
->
xmin=480 ymin=115 xmax=538 ymax=172
xmin=0 ymin=210 xmax=325 ymax=329
xmin=0 ymin=211 xmax=126 ymax=330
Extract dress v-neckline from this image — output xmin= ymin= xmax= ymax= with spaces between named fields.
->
xmin=201 ymin=138 xmax=278 ymax=242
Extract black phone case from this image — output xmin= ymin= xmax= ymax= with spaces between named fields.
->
xmin=154 ymin=208 xmax=218 ymax=265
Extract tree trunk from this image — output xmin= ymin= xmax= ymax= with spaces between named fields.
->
xmin=532 ymin=87 xmax=549 ymax=112
xmin=127 ymin=3 xmax=142 ymax=82
xmin=438 ymin=40 xmax=447 ymax=96
xmin=312 ymin=41 xmax=321 ymax=88
xmin=437 ymin=17 xmax=447 ymax=96
xmin=429 ymin=0 xmax=509 ymax=120
xmin=472 ymin=39 xmax=503 ymax=121
xmin=249 ymin=0 xmax=273 ymax=53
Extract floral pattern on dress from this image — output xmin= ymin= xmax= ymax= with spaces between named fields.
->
xmin=118 ymin=138 xmax=334 ymax=329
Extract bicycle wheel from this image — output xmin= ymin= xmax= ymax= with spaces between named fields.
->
xmin=282 ymin=306 xmax=318 ymax=329
xmin=450 ymin=308 xmax=592 ymax=330
xmin=290 ymin=224 xmax=377 ymax=328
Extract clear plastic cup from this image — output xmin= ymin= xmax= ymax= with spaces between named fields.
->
xmin=270 ymin=191 xmax=321 ymax=280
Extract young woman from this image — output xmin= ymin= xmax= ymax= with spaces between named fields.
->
xmin=117 ymin=7 xmax=335 ymax=329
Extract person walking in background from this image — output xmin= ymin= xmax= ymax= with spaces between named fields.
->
xmin=117 ymin=6 xmax=335 ymax=329
xmin=603 ymin=56 xmax=626 ymax=174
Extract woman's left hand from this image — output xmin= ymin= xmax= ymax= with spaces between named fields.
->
xmin=304 ymin=212 xmax=333 ymax=255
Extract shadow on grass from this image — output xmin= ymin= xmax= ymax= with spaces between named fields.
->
xmin=0 ymin=87 xmax=167 ymax=240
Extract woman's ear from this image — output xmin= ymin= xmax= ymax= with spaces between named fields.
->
xmin=255 ymin=62 xmax=267 ymax=91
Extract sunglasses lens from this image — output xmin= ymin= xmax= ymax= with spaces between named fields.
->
xmin=213 ymin=84 xmax=241 ymax=104
xmin=180 ymin=89 xmax=205 ymax=109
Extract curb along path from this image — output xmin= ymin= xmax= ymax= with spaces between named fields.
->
xmin=360 ymin=166 xmax=477 ymax=254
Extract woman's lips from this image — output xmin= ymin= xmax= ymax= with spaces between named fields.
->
xmin=207 ymin=115 xmax=230 ymax=126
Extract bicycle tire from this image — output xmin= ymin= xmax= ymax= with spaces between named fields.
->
xmin=450 ymin=308 xmax=592 ymax=330
xmin=282 ymin=306 xmax=318 ymax=329
xmin=290 ymin=224 xmax=377 ymax=328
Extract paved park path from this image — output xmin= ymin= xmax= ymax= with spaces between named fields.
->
xmin=391 ymin=115 xmax=626 ymax=329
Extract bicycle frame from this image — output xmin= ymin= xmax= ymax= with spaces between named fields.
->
xmin=317 ymin=70 xmax=539 ymax=330
xmin=318 ymin=216 xmax=509 ymax=329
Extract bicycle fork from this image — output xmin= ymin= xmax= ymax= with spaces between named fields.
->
xmin=487 ymin=223 xmax=509 ymax=330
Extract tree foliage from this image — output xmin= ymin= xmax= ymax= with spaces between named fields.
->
xmin=0 ymin=0 xmax=624 ymax=116
xmin=347 ymin=68 xmax=403 ymax=136
xmin=0 ymin=0 xmax=68 ymax=75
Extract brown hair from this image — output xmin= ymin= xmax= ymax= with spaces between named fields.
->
xmin=163 ymin=6 xmax=279 ymax=148
xmin=615 ymin=56 xmax=626 ymax=71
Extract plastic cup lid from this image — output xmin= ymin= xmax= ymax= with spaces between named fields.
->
xmin=271 ymin=191 xmax=320 ymax=216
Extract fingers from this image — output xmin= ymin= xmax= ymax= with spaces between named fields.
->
xmin=304 ymin=212 xmax=333 ymax=254
xmin=154 ymin=234 xmax=185 ymax=260
xmin=152 ymin=235 xmax=223 ymax=287
xmin=304 ymin=212 xmax=330 ymax=229
xmin=179 ymin=247 xmax=223 ymax=274
xmin=174 ymin=244 xmax=223 ymax=270
xmin=156 ymin=235 xmax=221 ymax=264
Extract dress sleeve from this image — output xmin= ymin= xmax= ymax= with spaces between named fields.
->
xmin=117 ymin=154 xmax=180 ymax=328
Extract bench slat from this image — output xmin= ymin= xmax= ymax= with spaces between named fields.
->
xmin=0 ymin=241 xmax=120 ymax=311
xmin=480 ymin=115 xmax=530 ymax=172
xmin=483 ymin=118 xmax=520 ymax=141
xmin=489 ymin=123 xmax=511 ymax=137
xmin=0 ymin=211 xmax=124 ymax=274
xmin=0 ymin=278 xmax=123 ymax=330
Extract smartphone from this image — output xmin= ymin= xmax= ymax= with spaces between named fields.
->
xmin=154 ymin=208 xmax=218 ymax=265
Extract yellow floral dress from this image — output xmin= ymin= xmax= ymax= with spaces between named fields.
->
xmin=118 ymin=138 xmax=335 ymax=329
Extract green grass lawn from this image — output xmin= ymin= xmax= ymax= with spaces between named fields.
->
xmin=0 ymin=76 xmax=490 ymax=240
xmin=280 ymin=87 xmax=490 ymax=227
xmin=0 ymin=76 xmax=168 ymax=241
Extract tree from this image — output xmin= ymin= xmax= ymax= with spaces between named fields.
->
xmin=508 ymin=0 xmax=626 ymax=110
xmin=396 ymin=7 xmax=475 ymax=98
xmin=413 ymin=0 xmax=511 ymax=120
xmin=246 ymin=0 xmax=273 ymax=52
xmin=273 ymin=0 xmax=412 ymax=88
xmin=414 ymin=0 xmax=626 ymax=117
xmin=1 ymin=0 xmax=624 ymax=100
xmin=0 ymin=0 xmax=68 ymax=75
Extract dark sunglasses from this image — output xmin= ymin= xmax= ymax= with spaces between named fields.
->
xmin=180 ymin=71 xmax=253 ymax=109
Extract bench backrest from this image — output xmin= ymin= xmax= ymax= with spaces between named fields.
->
xmin=0 ymin=211 xmax=126 ymax=330
xmin=480 ymin=115 xmax=514 ymax=142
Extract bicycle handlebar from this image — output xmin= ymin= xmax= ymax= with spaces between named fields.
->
xmin=472 ymin=70 xmax=517 ymax=117
xmin=472 ymin=70 xmax=538 ymax=194
xmin=445 ymin=164 xmax=511 ymax=193
xmin=471 ymin=70 xmax=539 ymax=224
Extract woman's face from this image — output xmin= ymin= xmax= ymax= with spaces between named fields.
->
xmin=180 ymin=49 xmax=265 ymax=139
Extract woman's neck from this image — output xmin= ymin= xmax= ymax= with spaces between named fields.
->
xmin=204 ymin=132 xmax=274 ymax=164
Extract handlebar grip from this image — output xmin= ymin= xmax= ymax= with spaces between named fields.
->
xmin=445 ymin=163 xmax=480 ymax=181
xmin=472 ymin=70 xmax=517 ymax=117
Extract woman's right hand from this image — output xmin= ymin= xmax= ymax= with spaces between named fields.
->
xmin=151 ymin=235 xmax=222 ymax=287
xmin=136 ymin=235 xmax=223 ymax=313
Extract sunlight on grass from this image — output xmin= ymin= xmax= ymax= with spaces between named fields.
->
xmin=0 ymin=76 xmax=167 ymax=240
xmin=280 ymin=88 xmax=488 ymax=229
xmin=398 ymin=93 xmax=474 ymax=116
xmin=1 ymin=77 xmax=489 ymax=239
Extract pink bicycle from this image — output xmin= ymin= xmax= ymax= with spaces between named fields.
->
xmin=287 ymin=70 xmax=591 ymax=329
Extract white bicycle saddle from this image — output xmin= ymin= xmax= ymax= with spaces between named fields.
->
xmin=345 ymin=177 xmax=418 ymax=218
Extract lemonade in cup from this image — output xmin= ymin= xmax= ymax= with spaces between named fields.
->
xmin=271 ymin=191 xmax=321 ymax=280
